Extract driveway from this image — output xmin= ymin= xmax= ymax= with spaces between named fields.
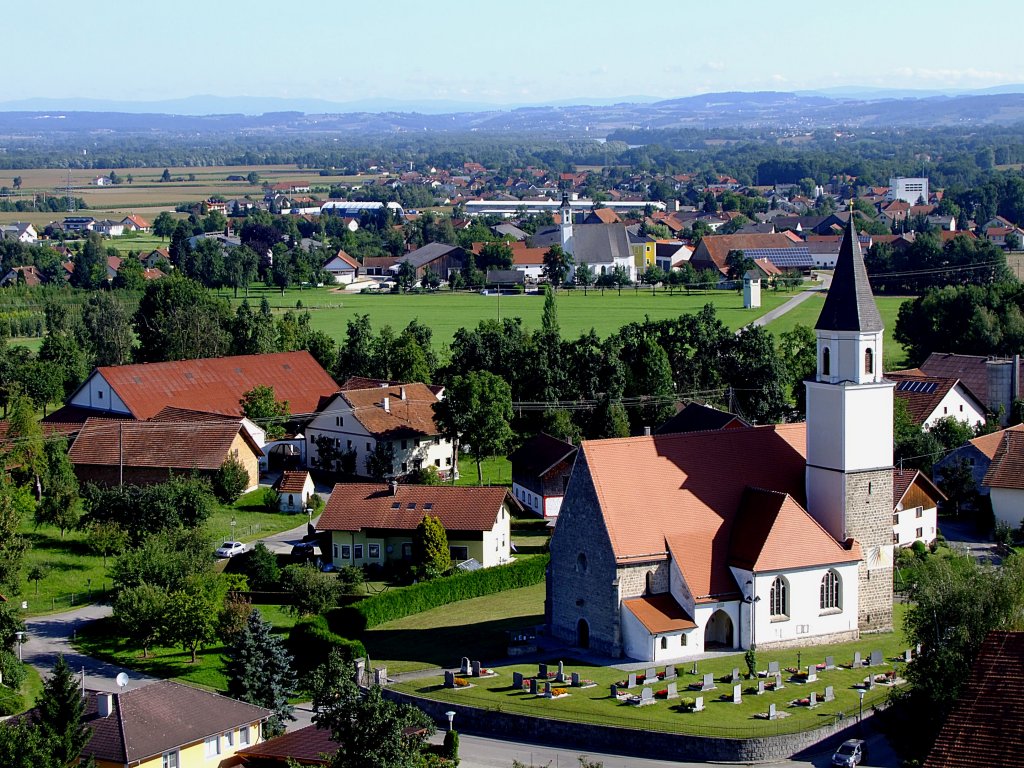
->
xmin=938 ymin=518 xmax=1003 ymax=564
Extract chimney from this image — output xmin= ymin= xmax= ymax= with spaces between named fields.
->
xmin=643 ymin=426 xmax=652 ymax=436
xmin=400 ymin=386 xmax=407 ymax=401
xmin=383 ymin=396 xmax=390 ymax=413
xmin=98 ymin=693 xmax=114 ymax=718
xmin=389 ymin=479 xmax=398 ymax=496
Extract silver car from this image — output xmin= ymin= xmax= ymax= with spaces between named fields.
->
xmin=832 ymin=739 xmax=866 ymax=766
xmin=215 ymin=541 xmax=246 ymax=558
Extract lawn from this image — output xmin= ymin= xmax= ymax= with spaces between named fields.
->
xmin=765 ymin=294 xmax=912 ymax=369
xmin=456 ymin=455 xmax=511 ymax=486
xmin=362 ymin=581 xmax=547 ymax=675
xmin=16 ymin=520 xmax=110 ymax=616
xmin=73 ymin=604 xmax=297 ymax=693
xmin=390 ymin=603 xmax=911 ymax=737
xmin=207 ymin=488 xmax=309 ymax=545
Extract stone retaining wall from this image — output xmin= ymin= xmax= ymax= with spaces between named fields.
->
xmin=381 ymin=686 xmax=881 ymax=764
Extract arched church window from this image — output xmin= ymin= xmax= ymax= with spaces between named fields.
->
xmin=769 ymin=576 xmax=788 ymax=618
xmin=865 ymin=347 xmax=874 ymax=374
xmin=822 ymin=347 xmax=830 ymax=376
xmin=820 ymin=570 xmax=841 ymax=611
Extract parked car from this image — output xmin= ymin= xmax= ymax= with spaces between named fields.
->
xmin=832 ymin=739 xmax=867 ymax=767
xmin=215 ymin=541 xmax=246 ymax=558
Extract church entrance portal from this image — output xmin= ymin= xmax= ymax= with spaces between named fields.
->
xmin=704 ymin=609 xmax=734 ymax=649
xmin=577 ymin=618 xmax=590 ymax=649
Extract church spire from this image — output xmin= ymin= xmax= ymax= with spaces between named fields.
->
xmin=815 ymin=205 xmax=883 ymax=333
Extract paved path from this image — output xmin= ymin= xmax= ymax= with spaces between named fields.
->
xmin=746 ymin=289 xmax=819 ymax=330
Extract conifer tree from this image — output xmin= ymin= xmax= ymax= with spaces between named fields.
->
xmin=413 ymin=514 xmax=450 ymax=579
xmin=226 ymin=610 xmax=297 ymax=737
xmin=32 ymin=655 xmax=92 ymax=766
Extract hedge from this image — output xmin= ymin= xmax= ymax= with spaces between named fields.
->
xmin=288 ymin=615 xmax=366 ymax=675
xmin=329 ymin=555 xmax=548 ymax=635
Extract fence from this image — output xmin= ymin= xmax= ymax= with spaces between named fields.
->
xmin=19 ymin=588 xmax=113 ymax=615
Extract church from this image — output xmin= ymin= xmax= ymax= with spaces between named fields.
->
xmin=547 ymin=214 xmax=895 ymax=661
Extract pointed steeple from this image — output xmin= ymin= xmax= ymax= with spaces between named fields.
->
xmin=815 ymin=208 xmax=883 ymax=333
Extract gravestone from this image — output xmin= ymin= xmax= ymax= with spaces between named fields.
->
xmin=701 ymin=673 xmax=716 ymax=691
xmin=768 ymin=702 xmax=777 ymax=720
xmin=824 ymin=685 xmax=835 ymax=702
xmin=666 ymin=682 xmax=678 ymax=700
xmin=825 ymin=655 xmax=835 ymax=670
xmin=512 ymin=671 xmax=524 ymax=690
xmin=732 ymin=683 xmax=742 ymax=703
xmin=867 ymin=674 xmax=874 ymax=691
xmin=731 ymin=667 xmax=741 ymax=683
xmin=869 ymin=650 xmax=883 ymax=666
xmin=530 ymin=677 xmax=538 ymax=695
xmin=610 ymin=683 xmax=619 ymax=698
xmin=853 ymin=651 xmax=862 ymax=668
xmin=806 ymin=667 xmax=818 ymax=683
xmin=645 ymin=667 xmax=658 ymax=684
xmin=690 ymin=662 xmax=698 ymax=675
xmin=638 ymin=687 xmax=654 ymax=705
xmin=374 ymin=666 xmax=387 ymax=686
xmin=774 ymin=672 xmax=784 ymax=690
xmin=571 ymin=672 xmax=580 ymax=687
xmin=664 ymin=664 xmax=677 ymax=680
xmin=354 ymin=658 xmax=366 ymax=686
xmin=471 ymin=660 xmax=481 ymax=677
xmin=543 ymin=681 xmax=552 ymax=697
xmin=556 ymin=660 xmax=566 ymax=682
xmin=904 ymin=648 xmax=912 ymax=662
xmin=538 ymin=663 xmax=548 ymax=678
xmin=809 ymin=691 xmax=817 ymax=708
xmin=694 ymin=695 xmax=704 ymax=712
xmin=628 ymin=672 xmax=638 ymax=688
xmin=461 ymin=657 xmax=470 ymax=674
xmin=756 ymin=679 xmax=765 ymax=695
xmin=444 ymin=671 xmax=455 ymax=688
xmin=767 ymin=660 xmax=780 ymax=675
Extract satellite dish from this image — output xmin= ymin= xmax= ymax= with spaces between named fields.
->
xmin=115 ymin=673 xmax=129 ymax=689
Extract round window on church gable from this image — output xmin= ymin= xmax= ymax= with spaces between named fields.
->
xmin=576 ymin=552 xmax=588 ymax=574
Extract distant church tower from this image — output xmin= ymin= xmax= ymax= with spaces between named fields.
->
xmin=559 ymin=192 xmax=574 ymax=256
xmin=805 ymin=210 xmax=894 ymax=633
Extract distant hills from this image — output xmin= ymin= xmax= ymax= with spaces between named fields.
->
xmin=1 ymin=87 xmax=1023 ymax=137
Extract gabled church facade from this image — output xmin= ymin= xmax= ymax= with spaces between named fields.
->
xmin=547 ymin=212 xmax=894 ymax=660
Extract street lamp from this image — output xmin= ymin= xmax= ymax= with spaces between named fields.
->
xmin=445 ymin=710 xmax=456 ymax=732
xmin=744 ymin=580 xmax=760 ymax=650
xmin=230 ymin=516 xmax=236 ymax=541
xmin=14 ymin=631 xmax=23 ymax=662
xmin=857 ymin=687 xmax=866 ymax=726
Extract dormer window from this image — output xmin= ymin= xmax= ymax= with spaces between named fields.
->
xmin=864 ymin=348 xmax=874 ymax=375
xmin=822 ymin=347 xmax=830 ymax=376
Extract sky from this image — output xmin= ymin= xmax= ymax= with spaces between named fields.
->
xmin=8 ymin=0 xmax=1024 ymax=108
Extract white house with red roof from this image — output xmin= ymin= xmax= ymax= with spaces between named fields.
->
xmin=323 ymin=249 xmax=360 ymax=284
xmin=549 ymin=212 xmax=895 ymax=661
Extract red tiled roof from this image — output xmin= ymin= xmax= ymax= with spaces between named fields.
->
xmin=924 ymin=631 xmax=1024 ymax=768
xmin=580 ymin=425 xmax=808 ymax=599
xmin=69 ymin=418 xmax=262 ymax=470
xmin=887 ymin=371 xmax=970 ymax=425
xmin=728 ymin=488 xmax=860 ymax=572
xmin=983 ymin=430 xmax=1024 ymax=490
xmin=80 ymin=682 xmax=270 ymax=764
xmin=88 ymin=351 xmax=338 ymax=420
xmin=892 ymin=468 xmax=945 ymax=509
xmin=238 ymin=724 xmax=336 ymax=765
xmin=693 ymin=234 xmax=797 ymax=273
xmin=42 ymin=405 xmax=135 ymax=425
xmin=589 ymin=208 xmax=621 ymax=224
xmin=122 ymin=214 xmax=150 ymax=228
xmin=318 ymin=483 xmax=511 ymax=533
xmin=508 ymin=433 xmax=576 ymax=479
xmin=277 ymin=470 xmax=310 ymax=494
xmin=471 ymin=241 xmax=547 ymax=266
xmin=970 ymin=424 xmax=1024 ymax=461
xmin=327 ymin=249 xmax=359 ymax=270
xmin=622 ymin=594 xmax=696 ymax=634
xmin=340 ymin=383 xmax=441 ymax=439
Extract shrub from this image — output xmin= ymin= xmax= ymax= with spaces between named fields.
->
xmin=911 ymin=540 xmax=929 ymax=558
xmin=442 ymin=729 xmax=459 ymax=764
xmin=213 ymin=454 xmax=251 ymax=503
xmin=288 ymin=615 xmax=366 ymax=676
xmin=744 ymin=648 xmax=757 ymax=679
xmin=244 ymin=542 xmax=281 ymax=591
xmin=263 ymin=487 xmax=281 ymax=512
xmin=282 ymin=563 xmax=342 ymax=616
xmin=336 ymin=565 xmax=365 ymax=596
xmin=332 ymin=555 xmax=548 ymax=634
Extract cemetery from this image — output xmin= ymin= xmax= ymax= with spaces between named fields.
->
xmin=396 ymin=617 xmax=910 ymax=736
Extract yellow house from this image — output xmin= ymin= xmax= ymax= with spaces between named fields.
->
xmin=317 ymin=482 xmax=518 ymax=569
xmin=79 ymin=681 xmax=271 ymax=768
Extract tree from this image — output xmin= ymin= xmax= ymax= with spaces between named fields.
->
xmin=244 ymin=542 xmax=281 ymax=591
xmin=217 ymin=592 xmax=254 ymax=645
xmin=777 ymin=324 xmax=817 ymax=416
xmin=5 ymin=390 xmax=45 ymax=494
xmin=82 ymin=292 xmax=135 ymax=366
xmin=70 ymin=234 xmax=107 ymax=290
xmin=335 ymin=314 xmax=376 ymax=382
xmin=433 ymin=371 xmax=514 ymax=485
xmin=281 ymin=563 xmax=341 ymax=616
xmin=37 ymin=438 xmax=80 ymax=538
xmin=725 ymin=249 xmax=755 ymax=283
xmin=153 ymin=211 xmax=176 ymax=239
xmin=543 ymin=244 xmax=573 ymax=287
xmin=575 ymin=263 xmax=595 ymax=294
xmin=133 ymin=274 xmax=233 ymax=362
xmin=109 ymin=527 xmax=213 ymax=589
xmin=226 ymin=610 xmax=297 ymax=737
xmin=624 ymin=336 xmax=675 ymax=432
xmin=32 ymin=655 xmax=92 ymax=766
xmin=310 ymin=650 xmax=433 ymax=768
xmin=225 ymin=245 xmax=260 ymax=298
xmin=413 ymin=514 xmax=450 ymax=579
xmin=240 ymin=384 xmax=290 ymax=440
xmin=83 ymin=521 xmax=128 ymax=567
xmin=936 ymin=456 xmax=978 ymax=517
xmin=0 ymin=473 xmax=31 ymax=592
xmin=166 ymin=579 xmax=219 ymax=663
xmin=396 ymin=260 xmax=417 ymax=292
xmin=364 ymin=441 xmax=396 ymax=480
xmin=27 ymin=563 xmax=49 ymax=595
xmin=161 ymin=168 xmax=172 ymax=182
xmin=113 ymin=583 xmax=168 ymax=657
xmin=12 ymin=176 xmax=21 ymax=190
xmin=477 ymin=242 xmax=514 ymax=271
xmin=113 ymin=256 xmax=145 ymax=291
xmin=213 ymin=453 xmax=251 ymax=503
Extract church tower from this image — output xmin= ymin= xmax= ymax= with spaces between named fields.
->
xmin=559 ymin=192 xmax=574 ymax=255
xmin=805 ymin=210 xmax=894 ymax=633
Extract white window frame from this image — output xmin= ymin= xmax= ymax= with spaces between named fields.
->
xmin=163 ymin=751 xmax=180 ymax=768
xmin=368 ymin=543 xmax=380 ymax=559
xmin=340 ymin=544 xmax=351 ymax=560
xmin=205 ymin=735 xmax=221 ymax=758
xmin=238 ymin=725 xmax=251 ymax=746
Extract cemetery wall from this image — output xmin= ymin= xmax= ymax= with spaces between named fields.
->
xmin=754 ymin=628 xmax=859 ymax=651
xmin=383 ymin=687 xmax=883 ymax=763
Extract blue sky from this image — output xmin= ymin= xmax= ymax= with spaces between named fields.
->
xmin=11 ymin=0 xmax=1023 ymax=105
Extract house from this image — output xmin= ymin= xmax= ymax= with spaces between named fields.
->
xmin=492 ymin=223 xmax=528 ymax=241
xmin=143 ymin=248 xmax=171 ymax=268
xmin=484 ymin=269 xmax=525 ymax=288
xmin=317 ymin=483 xmax=516 ymax=569
xmin=508 ymin=433 xmax=577 ymax=518
xmin=548 ymin=213 xmax=894 ymax=661
xmin=399 ymin=242 xmax=468 ymax=280
xmin=96 ymin=219 xmax=125 ymax=237
xmin=62 ymin=216 xmax=97 ymax=233
xmin=0 ymin=265 xmax=46 ymax=287
xmin=654 ymin=402 xmax=749 ymax=435
xmin=891 ymin=468 xmax=944 ymax=548
xmin=887 ymin=371 xmax=987 ymax=429
xmin=920 ymin=353 xmax=1021 ymax=424
xmin=238 ymin=724 xmax=338 ymax=766
xmin=924 ymin=631 xmax=1024 ymax=768
xmin=584 ymin=208 xmax=621 ymax=225
xmin=689 ymin=233 xmax=801 ymax=278
xmin=1 ymin=222 xmax=37 ymax=243
xmin=322 ymin=249 xmax=359 ymax=284
xmin=274 ymin=470 xmax=315 ymax=513
xmin=934 ymin=424 xmax=1024 ymax=500
xmin=654 ymin=241 xmax=693 ymax=272
xmin=472 ymin=241 xmax=548 ymax=281
xmin=68 ymin=418 xmax=262 ymax=490
xmin=361 ymin=256 xmax=398 ymax=277
xmin=304 ymin=382 xmax=456 ymax=481
xmin=120 ymin=214 xmax=150 ymax=232
xmin=75 ymin=681 xmax=270 ymax=768
xmin=983 ymin=429 xmax=1024 ymax=529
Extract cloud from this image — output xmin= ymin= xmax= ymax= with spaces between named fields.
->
xmin=893 ymin=66 xmax=1022 ymax=84
xmin=770 ymin=74 xmax=786 ymax=83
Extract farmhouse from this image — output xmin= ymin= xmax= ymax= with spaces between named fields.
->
xmin=323 ymin=249 xmax=359 ymax=284
xmin=318 ymin=483 xmax=516 ymax=569
xmin=887 ymin=370 xmax=987 ymax=429
xmin=983 ymin=429 xmax=1024 ymax=529
xmin=892 ymin=468 xmax=944 ymax=548
xmin=509 ymin=433 xmax=577 ymax=518
xmin=548 ymin=214 xmax=895 ymax=661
